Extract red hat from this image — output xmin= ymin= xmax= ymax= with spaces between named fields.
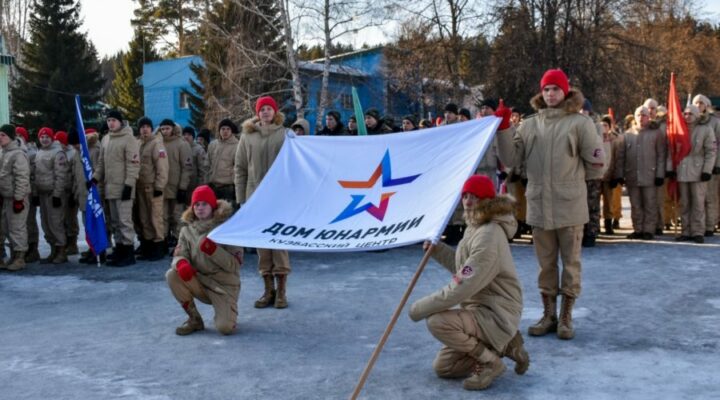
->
xmin=55 ymin=131 xmax=68 ymax=145
xmin=462 ymin=175 xmax=496 ymax=200
xmin=540 ymin=69 xmax=569 ymax=95
xmin=85 ymin=128 xmax=97 ymax=135
xmin=38 ymin=127 xmax=54 ymax=139
xmin=191 ymin=185 xmax=217 ymax=209
xmin=255 ymin=96 xmax=278 ymax=115
xmin=15 ymin=127 xmax=29 ymax=142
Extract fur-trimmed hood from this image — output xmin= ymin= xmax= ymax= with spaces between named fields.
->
xmin=465 ymin=195 xmax=517 ymax=239
xmin=86 ymin=130 xmax=99 ymax=145
xmin=530 ymin=88 xmax=585 ymax=113
xmin=242 ymin=112 xmax=286 ymax=134
xmin=181 ymin=199 xmax=233 ymax=235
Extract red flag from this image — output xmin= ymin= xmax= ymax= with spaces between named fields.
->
xmin=666 ymin=72 xmax=692 ymax=201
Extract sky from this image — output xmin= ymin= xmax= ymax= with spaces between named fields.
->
xmin=80 ymin=0 xmax=720 ymax=58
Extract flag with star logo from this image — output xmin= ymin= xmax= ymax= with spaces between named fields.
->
xmin=208 ymin=118 xmax=500 ymax=251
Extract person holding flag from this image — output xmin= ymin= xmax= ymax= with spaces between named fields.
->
xmin=76 ymin=127 xmax=107 ymax=264
xmin=0 ymin=124 xmax=31 ymax=271
xmin=691 ymin=94 xmax=720 ymax=236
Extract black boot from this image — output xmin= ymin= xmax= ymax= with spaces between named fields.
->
xmin=146 ymin=241 xmax=165 ymax=261
xmin=107 ymin=244 xmax=136 ymax=267
xmin=604 ymin=218 xmax=614 ymax=235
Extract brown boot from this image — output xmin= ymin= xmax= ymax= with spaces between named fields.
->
xmin=25 ymin=243 xmax=40 ymax=263
xmin=254 ymin=274 xmax=276 ymax=308
xmin=176 ymin=301 xmax=204 ymax=336
xmin=65 ymin=236 xmax=79 ymax=255
xmin=528 ymin=293 xmax=557 ymax=336
xmin=463 ymin=347 xmax=506 ymax=390
xmin=52 ymin=246 xmax=68 ymax=264
xmin=6 ymin=251 xmax=26 ymax=271
xmin=40 ymin=245 xmax=58 ymax=264
xmin=503 ymin=331 xmax=529 ymax=375
xmin=557 ymin=295 xmax=576 ymax=340
xmin=274 ymin=274 xmax=288 ymax=309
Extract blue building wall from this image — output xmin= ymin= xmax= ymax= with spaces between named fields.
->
xmin=141 ymin=56 xmax=203 ymax=128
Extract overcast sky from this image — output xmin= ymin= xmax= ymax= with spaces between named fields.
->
xmin=80 ymin=0 xmax=720 ymax=58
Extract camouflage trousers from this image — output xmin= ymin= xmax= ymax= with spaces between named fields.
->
xmin=583 ymin=180 xmax=602 ymax=239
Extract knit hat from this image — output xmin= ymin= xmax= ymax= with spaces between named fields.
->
xmin=106 ymin=109 xmax=123 ymax=121
xmin=444 ymin=103 xmax=459 ymax=114
xmin=159 ymin=118 xmax=175 ymax=128
xmin=255 ymin=96 xmax=278 ymax=115
xmin=38 ymin=127 xmax=54 ymax=139
xmin=643 ymin=98 xmax=658 ymax=109
xmin=0 ymin=124 xmax=15 ymax=139
xmin=684 ymin=105 xmax=700 ymax=118
xmin=479 ymin=99 xmax=498 ymax=111
xmin=459 ymin=108 xmax=472 ymax=120
xmin=540 ymin=69 xmax=569 ymax=95
xmin=191 ymin=185 xmax=217 ymax=209
xmin=55 ymin=131 xmax=68 ymax=145
xmin=218 ymin=118 xmax=238 ymax=134
xmin=85 ymin=128 xmax=97 ymax=135
xmin=15 ymin=126 xmax=28 ymax=141
xmin=402 ymin=114 xmax=418 ymax=127
xmin=364 ymin=108 xmax=381 ymax=123
xmin=462 ymin=175 xmax=496 ymax=200
xmin=137 ymin=116 xmax=153 ymax=130
xmin=182 ymin=126 xmax=196 ymax=138
xmin=198 ymin=128 xmax=212 ymax=142
xmin=692 ymin=94 xmax=712 ymax=107
xmin=601 ymin=115 xmax=613 ymax=126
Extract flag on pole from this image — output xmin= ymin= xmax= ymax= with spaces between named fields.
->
xmin=208 ymin=118 xmax=500 ymax=251
xmin=666 ymin=73 xmax=692 ymax=201
xmin=352 ymin=87 xmax=368 ymax=136
xmin=74 ymin=95 xmax=108 ymax=256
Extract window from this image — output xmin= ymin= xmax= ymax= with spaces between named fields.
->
xmin=179 ymin=92 xmax=189 ymax=109
xmin=341 ymin=93 xmax=353 ymax=110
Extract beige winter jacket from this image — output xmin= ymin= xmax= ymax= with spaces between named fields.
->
xmin=189 ymin=141 xmax=209 ymax=189
xmin=171 ymin=200 xmax=242 ymax=306
xmin=62 ymin=145 xmax=77 ymax=192
xmin=496 ymin=89 xmax=605 ymax=230
xmin=669 ymin=120 xmax=717 ymax=182
xmin=409 ymin=196 xmax=523 ymax=353
xmin=0 ymin=139 xmax=31 ymax=200
xmin=35 ymin=141 xmax=69 ymax=197
xmin=234 ymin=113 xmax=287 ymax=205
xmin=161 ymin=125 xmax=192 ymax=199
xmin=207 ymin=134 xmax=238 ymax=186
xmin=137 ymin=133 xmax=169 ymax=191
xmin=702 ymin=113 xmax=720 ymax=169
xmin=614 ymin=126 xmax=665 ymax=187
xmin=94 ymin=125 xmax=140 ymax=200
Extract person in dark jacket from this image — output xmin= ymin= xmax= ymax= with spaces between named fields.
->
xmin=317 ymin=111 xmax=346 ymax=135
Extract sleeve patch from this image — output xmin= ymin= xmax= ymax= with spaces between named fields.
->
xmin=461 ymin=265 xmax=474 ymax=277
xmin=158 ymin=149 xmax=166 ymax=158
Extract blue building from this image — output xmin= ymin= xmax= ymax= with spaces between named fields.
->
xmin=140 ymin=55 xmax=203 ymax=128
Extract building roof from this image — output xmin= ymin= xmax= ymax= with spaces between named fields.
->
xmin=309 ymin=46 xmax=384 ymax=63
xmin=298 ymin=60 xmax=368 ymax=77
xmin=141 ymin=55 xmax=204 ymax=89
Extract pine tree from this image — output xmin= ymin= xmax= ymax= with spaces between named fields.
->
xmin=107 ymin=29 xmax=160 ymax=123
xmin=12 ymin=0 xmax=103 ymax=130
xmin=184 ymin=61 xmax=205 ymax=130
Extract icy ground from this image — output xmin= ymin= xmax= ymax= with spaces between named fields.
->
xmin=1 ymin=209 xmax=719 ymax=399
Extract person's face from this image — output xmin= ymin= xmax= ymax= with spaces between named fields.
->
xmin=326 ymin=115 xmax=337 ymax=129
xmin=365 ymin=115 xmax=377 ymax=129
xmin=459 ymin=114 xmax=470 ymax=122
xmin=601 ymin=121 xmax=610 ymax=134
xmin=258 ymin=105 xmax=275 ymax=124
xmin=348 ymin=120 xmax=357 ymax=130
xmin=219 ymin=126 xmax=232 ymax=140
xmin=0 ymin=132 xmax=10 ymax=147
xmin=462 ymin=192 xmax=480 ymax=211
xmin=193 ymin=201 xmax=213 ymax=220
xmin=197 ymin=136 xmax=208 ymax=147
xmin=542 ymin=85 xmax=565 ymax=107
xmin=479 ymin=106 xmax=494 ymax=117
xmin=160 ymin=125 xmax=173 ymax=137
xmin=635 ymin=111 xmax=650 ymax=128
xmin=106 ymin=117 xmax=121 ymax=131
xmin=693 ymin=100 xmax=707 ymax=113
xmin=646 ymin=104 xmax=658 ymax=119
xmin=444 ymin=111 xmax=458 ymax=123
xmin=139 ymin=125 xmax=153 ymax=138
xmin=402 ymin=119 xmax=415 ymax=131
xmin=183 ymin=133 xmax=194 ymax=144
xmin=293 ymin=127 xmax=305 ymax=135
xmin=511 ymin=112 xmax=521 ymax=125
xmin=39 ymin=134 xmax=52 ymax=147
xmin=683 ymin=110 xmax=697 ymax=125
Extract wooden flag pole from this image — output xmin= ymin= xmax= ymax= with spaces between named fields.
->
xmin=349 ymin=243 xmax=436 ymax=400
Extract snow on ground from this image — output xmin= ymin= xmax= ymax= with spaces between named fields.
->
xmin=1 ymin=204 xmax=719 ymax=399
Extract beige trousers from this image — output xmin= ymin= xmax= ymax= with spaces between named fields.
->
xmin=532 ymin=225 xmax=583 ymax=298
xmin=679 ymin=181 xmax=707 ymax=237
xmin=1 ymin=197 xmax=29 ymax=252
xmin=257 ymin=249 xmax=291 ymax=276
xmin=107 ymin=199 xmax=135 ymax=245
xmin=426 ymin=309 xmax=489 ymax=378
xmin=628 ymin=185 xmax=658 ymax=234
xmin=705 ymin=174 xmax=719 ymax=231
xmin=137 ymin=186 xmax=165 ymax=242
xmin=39 ymin=193 xmax=66 ymax=246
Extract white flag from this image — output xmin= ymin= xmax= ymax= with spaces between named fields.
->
xmin=209 ymin=117 xmax=500 ymax=251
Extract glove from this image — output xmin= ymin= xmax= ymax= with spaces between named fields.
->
xmin=176 ymin=189 xmax=188 ymax=204
xmin=494 ymin=99 xmax=512 ymax=130
xmin=701 ymin=172 xmax=712 ymax=182
xmin=665 ymin=171 xmax=677 ymax=179
xmin=153 ymin=190 xmax=163 ymax=198
xmin=31 ymin=196 xmax=40 ymax=207
xmin=176 ymin=259 xmax=196 ymax=282
xmin=713 ymin=166 xmax=720 ymax=175
xmin=200 ymin=237 xmax=217 ymax=256
xmin=86 ymin=178 xmax=98 ymax=190
xmin=497 ymin=171 xmax=508 ymax=181
xmin=654 ymin=177 xmax=664 ymax=187
xmin=13 ymin=200 xmax=24 ymax=214
xmin=52 ymin=196 xmax=62 ymax=208
xmin=121 ymin=185 xmax=132 ymax=201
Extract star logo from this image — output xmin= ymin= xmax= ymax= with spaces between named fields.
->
xmin=331 ymin=150 xmax=421 ymax=223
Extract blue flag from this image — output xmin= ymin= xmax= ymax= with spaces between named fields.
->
xmin=74 ymin=95 xmax=108 ymax=256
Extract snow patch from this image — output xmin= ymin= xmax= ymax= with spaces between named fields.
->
xmin=0 ymin=275 xmax=127 ymax=294
xmin=522 ymin=306 xmax=590 ymax=320
xmin=707 ymin=298 xmax=720 ymax=310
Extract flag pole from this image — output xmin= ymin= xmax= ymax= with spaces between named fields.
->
xmin=352 ymin=87 xmax=367 ymax=136
xmin=349 ymin=243 xmax=436 ymax=400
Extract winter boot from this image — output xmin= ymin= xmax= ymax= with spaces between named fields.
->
xmin=254 ymin=274 xmax=276 ymax=308
xmin=502 ymin=331 xmax=529 ymax=375
xmin=146 ymin=241 xmax=165 ymax=261
xmin=557 ymin=295 xmax=576 ymax=340
xmin=528 ymin=294 xmax=557 ymax=336
xmin=6 ymin=251 xmax=27 ymax=271
xmin=107 ymin=244 xmax=136 ymax=267
xmin=274 ymin=274 xmax=288 ymax=309
xmin=65 ymin=236 xmax=79 ymax=255
xmin=581 ymin=235 xmax=596 ymax=247
xmin=40 ymin=245 xmax=58 ymax=264
xmin=135 ymin=240 xmax=148 ymax=260
xmin=106 ymin=246 xmax=119 ymax=261
xmin=0 ymin=254 xmax=5 ymax=269
xmin=52 ymin=246 xmax=68 ymax=264
xmin=24 ymin=243 xmax=40 ymax=263
xmin=612 ymin=219 xmax=620 ymax=229
xmin=78 ymin=250 xmax=96 ymax=264
xmin=176 ymin=301 xmax=205 ymax=336
xmin=604 ymin=218 xmax=614 ymax=235
xmin=463 ymin=346 xmax=506 ymax=391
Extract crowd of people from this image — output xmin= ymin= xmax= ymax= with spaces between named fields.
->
xmin=0 ymin=67 xmax=718 ymax=392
